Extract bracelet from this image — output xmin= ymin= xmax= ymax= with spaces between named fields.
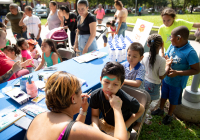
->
xmin=79 ymin=108 xmax=87 ymax=116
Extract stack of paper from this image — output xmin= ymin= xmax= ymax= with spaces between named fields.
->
xmin=73 ymin=51 xmax=108 ymax=63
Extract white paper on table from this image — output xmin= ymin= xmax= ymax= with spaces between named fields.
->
xmin=0 ymin=93 xmax=4 ymax=99
xmin=73 ymin=51 xmax=108 ymax=63
xmin=131 ymin=19 xmax=154 ymax=46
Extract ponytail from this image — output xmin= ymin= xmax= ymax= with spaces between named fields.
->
xmin=4 ymin=44 xmax=21 ymax=56
xmin=147 ymin=34 xmax=163 ymax=68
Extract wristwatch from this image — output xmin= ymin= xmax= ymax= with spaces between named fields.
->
xmin=79 ymin=108 xmax=87 ymax=116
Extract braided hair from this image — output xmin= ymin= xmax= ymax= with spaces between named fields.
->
xmin=147 ymin=34 xmax=163 ymax=68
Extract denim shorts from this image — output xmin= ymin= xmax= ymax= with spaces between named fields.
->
xmin=144 ymin=80 xmax=161 ymax=100
xmin=161 ymin=80 xmax=183 ymax=105
xmin=78 ymin=34 xmax=98 ymax=55
xmin=102 ymin=35 xmax=107 ymax=43
xmin=115 ymin=22 xmax=127 ymax=37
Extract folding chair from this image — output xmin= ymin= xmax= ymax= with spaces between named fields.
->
xmin=57 ymin=48 xmax=75 ymax=61
xmin=121 ymin=85 xmax=151 ymax=140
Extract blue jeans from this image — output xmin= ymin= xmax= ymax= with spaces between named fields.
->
xmin=36 ymin=37 xmax=42 ymax=47
xmin=115 ymin=22 xmax=127 ymax=37
xmin=13 ymin=31 xmax=27 ymax=39
xmin=144 ymin=80 xmax=161 ymax=100
xmin=78 ymin=34 xmax=97 ymax=55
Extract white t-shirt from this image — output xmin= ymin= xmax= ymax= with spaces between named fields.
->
xmin=103 ymin=28 xmax=111 ymax=37
xmin=23 ymin=15 xmax=41 ymax=39
xmin=14 ymin=54 xmax=22 ymax=62
xmin=141 ymin=52 xmax=166 ymax=84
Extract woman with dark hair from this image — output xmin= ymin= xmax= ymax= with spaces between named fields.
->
xmin=74 ymin=0 xmax=97 ymax=55
xmin=45 ymin=1 xmax=62 ymax=30
xmin=59 ymin=6 xmax=77 ymax=47
xmin=114 ymin=0 xmax=128 ymax=37
xmin=24 ymin=71 xmax=128 ymax=140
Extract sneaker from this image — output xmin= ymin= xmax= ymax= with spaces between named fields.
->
xmin=162 ymin=115 xmax=173 ymax=125
xmin=151 ymin=108 xmax=164 ymax=116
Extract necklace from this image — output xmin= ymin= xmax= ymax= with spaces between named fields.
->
xmin=102 ymin=100 xmax=112 ymax=117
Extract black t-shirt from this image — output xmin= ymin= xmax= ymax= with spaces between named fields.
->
xmin=89 ymin=88 xmax=140 ymax=132
xmin=64 ymin=13 xmax=77 ymax=32
xmin=77 ymin=13 xmax=96 ymax=35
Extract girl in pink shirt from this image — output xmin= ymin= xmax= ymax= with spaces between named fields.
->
xmin=17 ymin=38 xmax=34 ymax=73
xmin=94 ymin=4 xmax=105 ymax=29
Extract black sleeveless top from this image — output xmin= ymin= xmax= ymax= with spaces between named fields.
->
xmin=24 ymin=118 xmax=76 ymax=140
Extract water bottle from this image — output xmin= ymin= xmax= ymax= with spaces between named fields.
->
xmin=117 ymin=48 xmax=122 ymax=62
xmin=122 ymin=45 xmax=126 ymax=61
xmin=110 ymin=48 xmax=116 ymax=62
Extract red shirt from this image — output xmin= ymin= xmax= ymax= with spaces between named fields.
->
xmin=0 ymin=50 xmax=16 ymax=81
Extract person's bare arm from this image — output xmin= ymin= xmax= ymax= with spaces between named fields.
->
xmin=58 ymin=10 xmax=64 ymax=27
xmin=51 ymin=53 xmax=59 ymax=65
xmin=91 ymin=108 xmax=100 ymax=130
xmin=36 ymin=24 xmax=41 ymax=40
xmin=168 ymin=63 xmax=200 ymax=78
xmin=159 ymin=58 xmax=173 ymax=79
xmin=193 ymin=23 xmax=200 ymax=28
xmin=19 ymin=13 xmax=26 ymax=26
xmin=76 ymin=94 xmax=89 ymax=123
xmin=82 ymin=22 xmax=96 ymax=54
xmin=125 ymin=103 xmax=144 ymax=128
xmin=123 ymin=79 xmax=142 ymax=88
xmin=35 ymin=53 xmax=45 ymax=71
xmin=0 ymin=61 xmax=21 ymax=84
xmin=4 ymin=19 xmax=9 ymax=25
xmin=74 ymin=29 xmax=79 ymax=51
xmin=115 ymin=12 xmax=123 ymax=34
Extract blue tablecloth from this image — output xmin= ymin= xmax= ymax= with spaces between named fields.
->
xmin=0 ymin=47 xmax=126 ymax=140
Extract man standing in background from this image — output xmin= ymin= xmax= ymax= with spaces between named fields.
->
xmin=4 ymin=3 xmax=27 ymax=39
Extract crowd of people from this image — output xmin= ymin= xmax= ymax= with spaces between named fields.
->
xmin=0 ymin=0 xmax=200 ymax=139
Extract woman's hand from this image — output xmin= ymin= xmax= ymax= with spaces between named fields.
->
xmin=82 ymin=47 xmax=88 ymax=54
xmin=81 ymin=94 xmax=90 ymax=112
xmin=11 ymin=61 xmax=21 ymax=73
xmin=21 ymin=59 xmax=33 ymax=67
xmin=45 ymin=22 xmax=48 ymax=27
xmin=107 ymin=94 xmax=122 ymax=110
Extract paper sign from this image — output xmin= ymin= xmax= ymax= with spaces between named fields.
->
xmin=132 ymin=19 xmax=154 ymax=46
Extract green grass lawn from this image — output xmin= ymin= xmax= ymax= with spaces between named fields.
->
xmin=126 ymin=12 xmax=200 ymax=30
xmin=139 ymin=115 xmax=200 ymax=140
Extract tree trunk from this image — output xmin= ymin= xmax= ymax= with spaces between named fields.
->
xmin=190 ymin=5 xmax=193 ymax=14
xmin=171 ymin=0 xmax=174 ymax=9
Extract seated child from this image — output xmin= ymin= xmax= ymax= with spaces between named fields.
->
xmin=122 ymin=42 xmax=145 ymax=131
xmin=27 ymin=39 xmax=41 ymax=67
xmin=3 ymin=44 xmax=22 ymax=62
xmin=122 ymin=42 xmax=145 ymax=90
xmin=141 ymin=34 xmax=172 ymax=101
xmin=35 ymin=39 xmax=62 ymax=71
xmin=17 ymin=38 xmax=34 ymax=73
xmin=152 ymin=26 xmax=200 ymax=125
xmin=90 ymin=62 xmax=144 ymax=138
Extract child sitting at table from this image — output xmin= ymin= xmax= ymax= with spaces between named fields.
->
xmin=122 ymin=42 xmax=145 ymax=131
xmin=27 ymin=39 xmax=41 ymax=67
xmin=3 ymin=44 xmax=22 ymax=62
xmin=17 ymin=38 xmax=34 ymax=73
xmin=35 ymin=39 xmax=62 ymax=71
xmin=151 ymin=26 xmax=200 ymax=125
xmin=90 ymin=62 xmax=144 ymax=139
